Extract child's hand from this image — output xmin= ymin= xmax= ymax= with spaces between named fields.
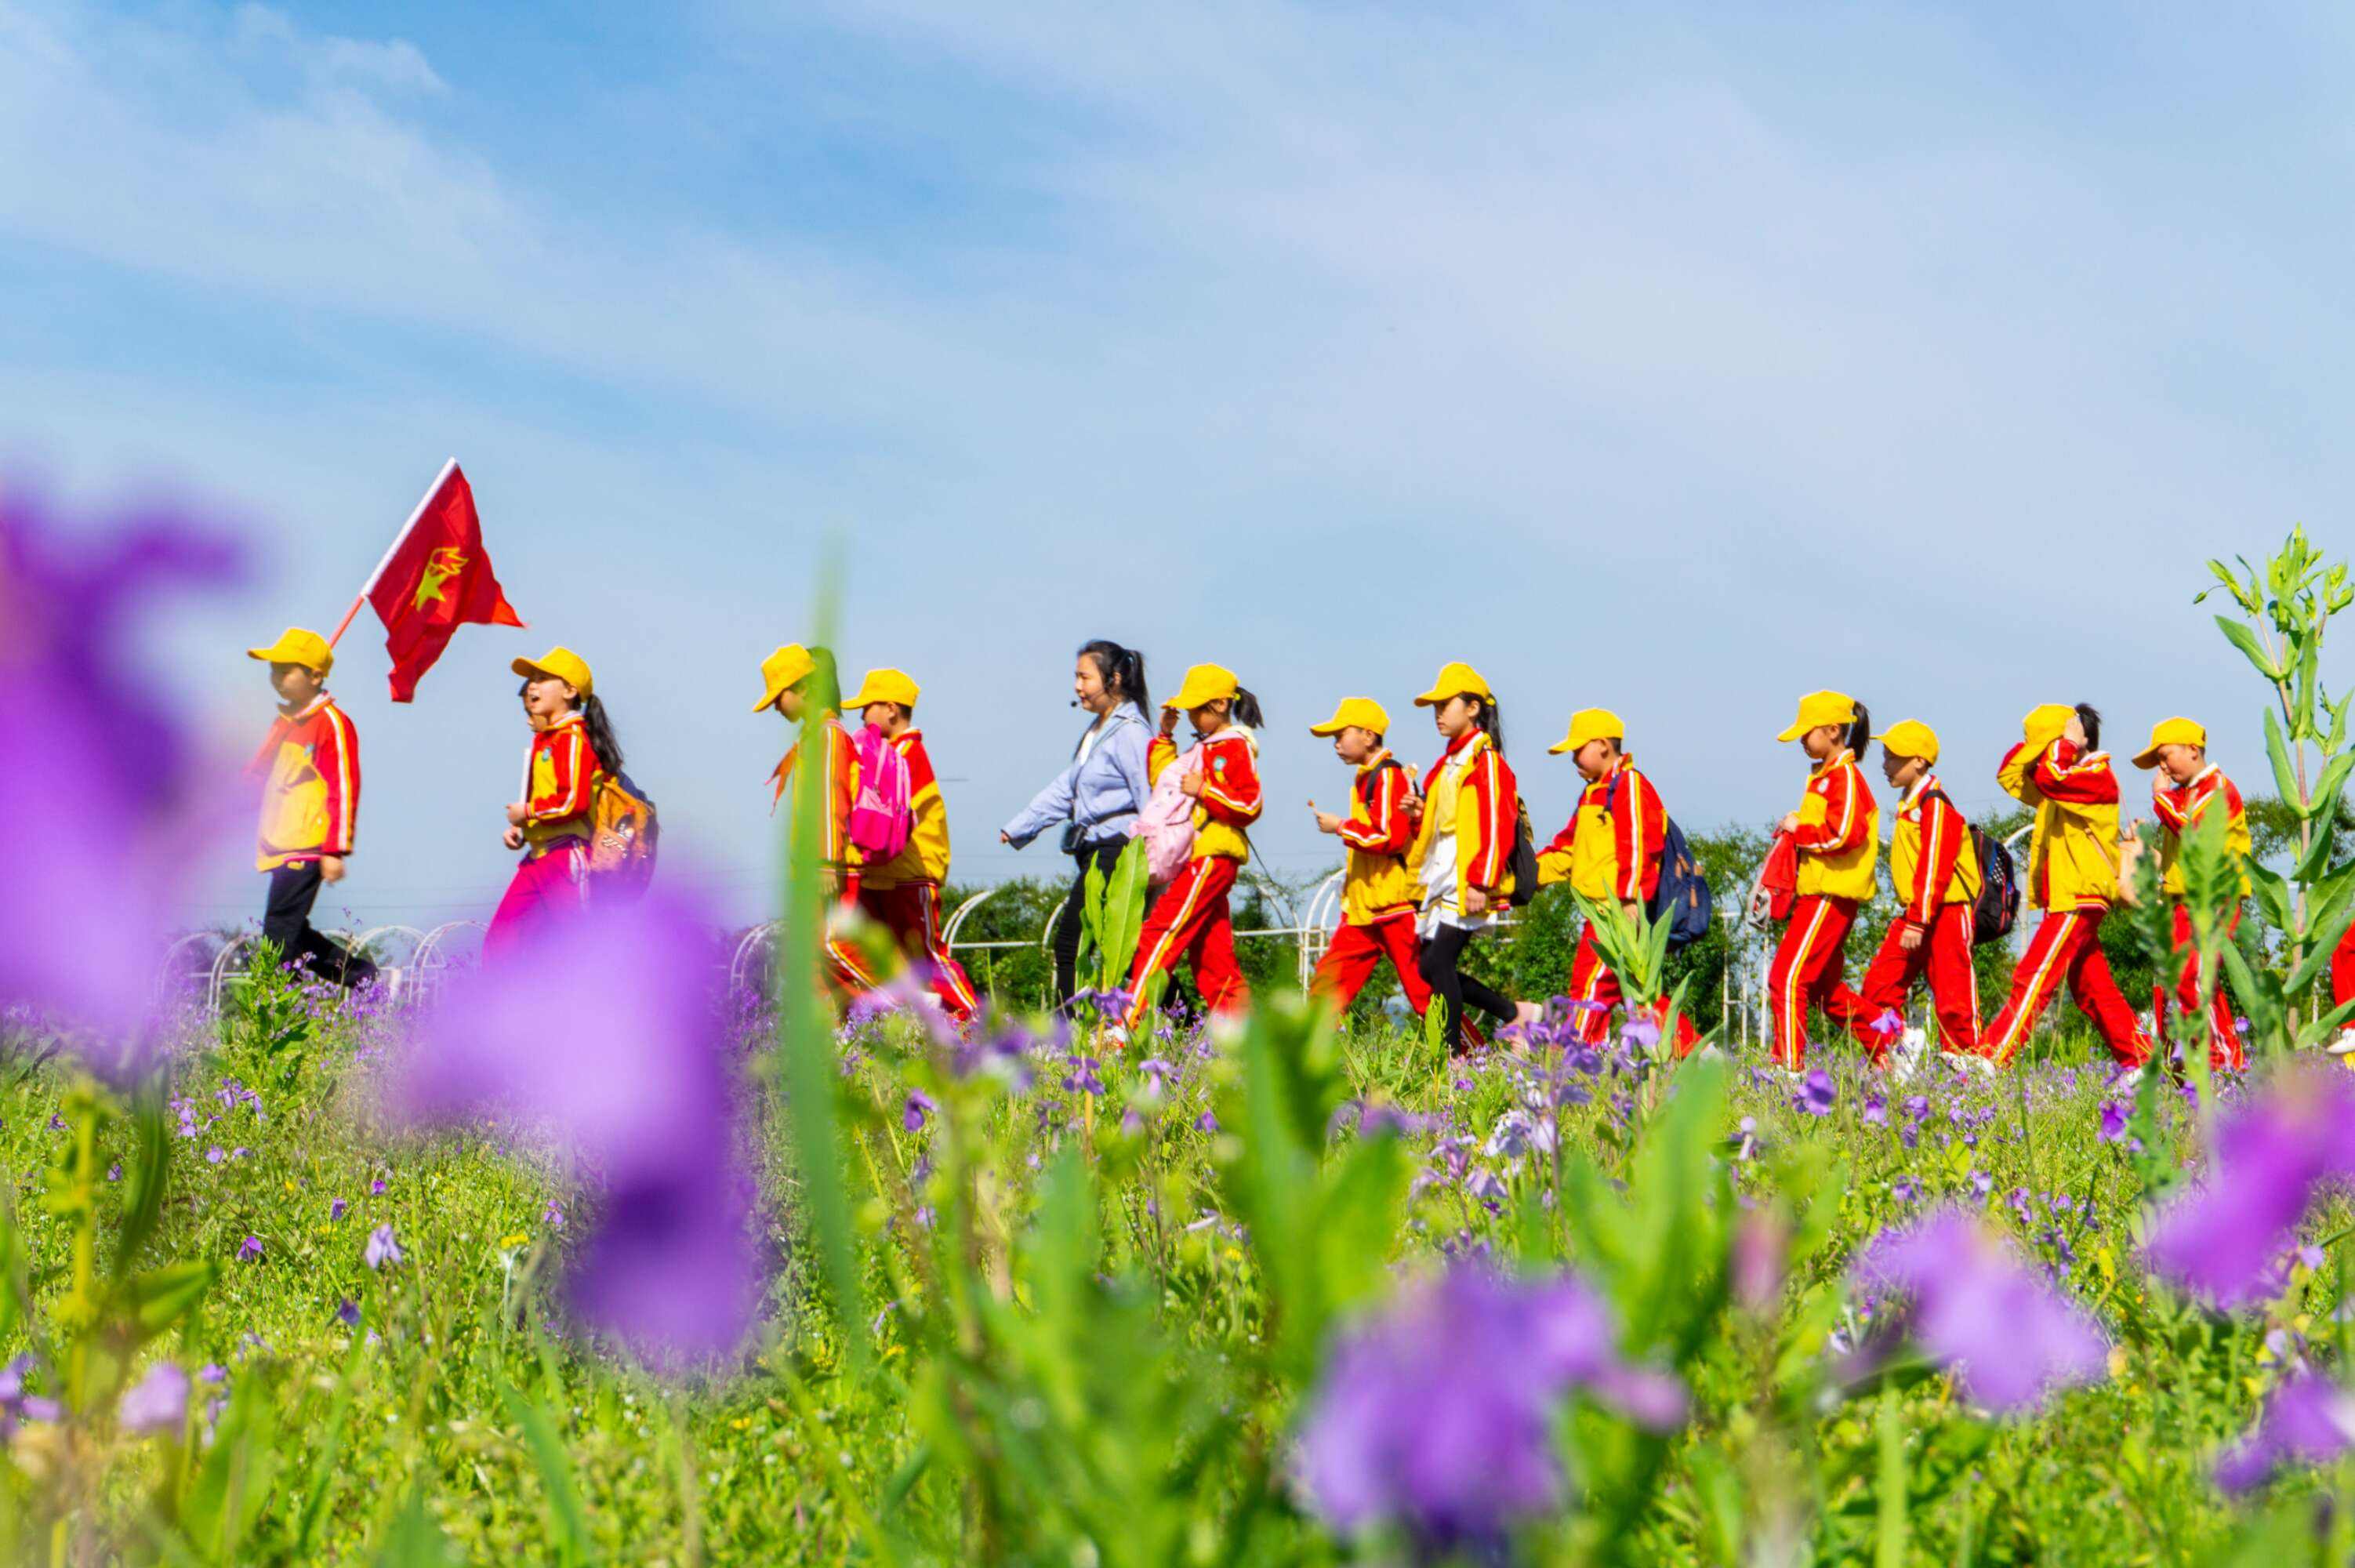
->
xmin=1159 ymin=706 xmax=1180 ymax=736
xmin=319 ymin=855 xmax=347 ymax=884
xmin=1313 ymin=809 xmax=1342 ymax=835
xmin=505 ymin=801 xmax=528 ymax=826
xmin=1777 ymin=811 xmax=1802 ymax=835
xmin=1178 ymin=771 xmax=1206 ymax=799
xmin=1899 ymin=922 xmax=1923 ymax=953
xmin=1464 ymin=887 xmax=1490 ymax=916
xmin=502 ymin=826 xmax=526 ymax=851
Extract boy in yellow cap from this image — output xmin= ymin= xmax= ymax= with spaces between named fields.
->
xmin=1535 ymin=707 xmax=1696 ymax=1054
xmin=844 ymin=667 xmax=978 ymax=1022
xmin=1980 ymin=703 xmax=2150 ymax=1074
xmin=1765 ymin=691 xmax=1879 ymax=1071
xmin=757 ymin=644 xmax=879 ymax=1005
xmin=245 ymin=628 xmax=376 ymax=989
xmin=1850 ymin=720 xmax=1980 ymax=1067
xmin=1305 ymin=697 xmax=1434 ymax=1022
xmin=2131 ymin=717 xmax=2249 ymax=1071
xmin=487 ymin=646 xmax=619 ymax=962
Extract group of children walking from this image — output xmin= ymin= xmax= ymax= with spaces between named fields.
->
xmin=241 ymin=624 xmax=2270 ymax=1076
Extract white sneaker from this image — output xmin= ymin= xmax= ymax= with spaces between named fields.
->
xmin=2329 ymin=1029 xmax=2355 ymax=1058
xmin=379 ymin=966 xmax=405 ymax=1007
xmin=1940 ymin=1051 xmax=1994 ymax=1079
xmin=1886 ymin=1028 xmax=1927 ymax=1083
xmin=2107 ymin=1065 xmax=2146 ymax=1092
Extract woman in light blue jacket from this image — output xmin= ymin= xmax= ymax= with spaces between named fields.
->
xmin=1002 ymin=640 xmax=1155 ymax=1007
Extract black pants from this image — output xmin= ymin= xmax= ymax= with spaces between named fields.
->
xmin=1052 ymin=839 xmax=1129 ymax=1009
xmin=1417 ymin=922 xmax=1515 ymax=1053
xmin=263 ymin=864 xmax=378 ymax=990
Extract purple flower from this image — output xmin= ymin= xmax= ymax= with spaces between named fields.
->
xmin=116 ymin=1361 xmax=188 ymax=1436
xmin=1195 ymin=1109 xmax=1219 ymax=1134
xmin=1794 ymin=1070 xmax=1837 ymax=1117
xmin=1620 ymin=1017 xmax=1661 ymax=1055
xmin=1853 ymin=1208 xmax=2106 ymax=1413
xmin=902 ymin=1089 xmax=936 ymax=1134
xmin=395 ymin=887 xmax=762 ymax=1367
xmin=370 ymin=1179 xmax=386 ymax=1196
xmin=329 ymin=1197 xmax=347 ymax=1221
xmin=1860 ymin=1090 xmax=1887 ymax=1127
xmin=2215 ymin=1372 xmax=2355 ymax=1494
xmin=2098 ymin=1102 xmax=2127 ymax=1144
xmin=2145 ymin=1069 xmax=2355 ymax=1309
xmin=364 ymin=1224 xmax=403 ymax=1271
xmin=235 ymin=1236 xmax=263 ymax=1262
xmin=0 ymin=491 xmax=241 ymax=1062
xmin=1867 ymin=1010 xmax=1903 ymax=1038
xmin=542 ymin=1199 xmax=566 ymax=1231
xmin=1296 ymin=1263 xmax=1685 ymax=1546
xmin=336 ymin=1300 xmax=361 ymax=1327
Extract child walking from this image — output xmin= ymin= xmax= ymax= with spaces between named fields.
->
xmin=1849 ymin=720 xmax=1979 ymax=1068
xmin=1119 ymin=663 xmax=1265 ymax=1034
xmin=845 ymin=667 xmax=980 ymax=1022
xmin=1306 ymin=697 xmax=1433 ymax=1023
xmin=2133 ymin=717 xmax=2249 ymax=1073
xmin=757 ymin=643 xmax=878 ymax=1005
xmin=1766 ymin=691 xmax=1879 ymax=1071
xmin=1979 ymin=704 xmax=2151 ymax=1075
xmin=1534 ymin=707 xmax=1696 ymax=1054
xmin=245 ymin=628 xmax=376 ymax=989
xmin=486 ymin=647 xmax=617 ymax=962
xmin=1405 ymin=662 xmax=1522 ymax=1053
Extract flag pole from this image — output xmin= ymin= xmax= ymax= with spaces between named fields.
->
xmin=328 ymin=457 xmax=460 ymax=648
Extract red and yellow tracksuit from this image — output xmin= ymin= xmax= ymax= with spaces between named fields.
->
xmin=770 ymin=715 xmax=875 ymax=1005
xmin=1766 ymin=749 xmax=1878 ymax=1069
xmin=1308 ymin=751 xmax=1433 ymax=1017
xmin=1980 ymin=738 xmax=2149 ymax=1067
xmin=1406 ymin=729 xmax=1518 ymax=917
xmin=1851 ymin=775 xmax=1981 ymax=1059
xmin=1536 ymin=757 xmax=1696 ymax=1054
xmin=851 ymin=728 xmax=979 ymax=1022
xmin=249 ymin=694 xmax=359 ymax=871
xmin=487 ymin=713 xmax=603 ymax=960
xmin=2150 ymin=764 xmax=2250 ymax=1072
xmin=1124 ymin=727 xmax=1263 ymax=1028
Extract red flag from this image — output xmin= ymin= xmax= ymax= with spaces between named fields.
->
xmin=364 ymin=462 xmax=524 ymax=702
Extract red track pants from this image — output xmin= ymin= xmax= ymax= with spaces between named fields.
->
xmin=1980 ymin=907 xmax=2149 ymax=1068
xmin=2158 ymin=902 xmax=2241 ymax=1072
xmin=1124 ymin=856 xmax=1248 ymax=1029
xmin=1849 ymin=903 xmax=1979 ymax=1061
xmin=1566 ymin=925 xmax=1699 ymax=1056
xmin=858 ymin=881 xmax=979 ymax=1022
xmin=1767 ymin=894 xmax=1871 ymax=1070
xmin=484 ymin=840 xmax=589 ymax=964
xmin=1310 ymin=913 xmax=1432 ymax=1015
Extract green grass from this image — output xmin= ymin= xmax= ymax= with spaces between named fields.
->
xmin=0 ymin=964 xmax=2346 ymax=1565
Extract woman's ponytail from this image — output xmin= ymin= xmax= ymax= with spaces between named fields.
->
xmin=1228 ymin=686 xmax=1265 ymax=729
xmin=1845 ymin=702 xmax=1871 ymax=761
xmin=1079 ymin=639 xmax=1149 ymax=713
xmin=1474 ymin=695 xmax=1506 ymax=757
xmin=581 ymin=694 xmax=626 ymax=776
xmin=2074 ymin=702 xmax=2103 ymax=753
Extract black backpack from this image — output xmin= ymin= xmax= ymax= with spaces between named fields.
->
xmin=1609 ymin=772 xmax=1713 ymax=950
xmin=1968 ymin=821 xmax=2019 ymax=946
xmin=1504 ymin=800 xmax=1543 ymax=909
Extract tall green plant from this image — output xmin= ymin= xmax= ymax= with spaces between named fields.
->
xmin=2199 ymin=528 xmax=2355 ymax=993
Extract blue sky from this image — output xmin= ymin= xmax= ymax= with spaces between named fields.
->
xmin=5 ymin=0 xmax=2353 ymax=931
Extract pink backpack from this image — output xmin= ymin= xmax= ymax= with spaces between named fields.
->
xmin=847 ymin=726 xmax=914 ymax=862
xmin=1129 ymin=746 xmax=1202 ymax=885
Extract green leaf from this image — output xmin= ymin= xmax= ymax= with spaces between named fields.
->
xmin=2284 ymin=891 xmax=2355 ymax=997
xmin=2216 ymin=614 xmax=2284 ymax=683
xmin=2264 ymin=707 xmax=2303 ymax=808
xmin=372 ymin=1493 xmax=463 ymax=1568
xmin=128 ymin=1260 xmax=216 ymax=1338
xmin=2305 ymin=751 xmax=2355 ymax=827
xmin=499 ymin=1382 xmax=598 ymax=1567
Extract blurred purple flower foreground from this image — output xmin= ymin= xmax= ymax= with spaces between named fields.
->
xmin=397 ymin=889 xmax=761 ymax=1367
xmin=1297 ymin=1262 xmax=1685 ymax=1548
xmin=1854 ymin=1208 xmax=2106 ymax=1414
xmin=2144 ymin=1068 xmax=2355 ymax=1309
xmin=2215 ymin=1371 xmax=2355 ymax=1494
xmin=0 ymin=488 xmax=238 ymax=1062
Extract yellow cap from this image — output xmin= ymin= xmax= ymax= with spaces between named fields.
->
xmin=2133 ymin=717 xmax=2208 ymax=770
xmin=2021 ymin=702 xmax=2076 ymax=755
xmin=1166 ymin=662 xmax=1241 ymax=712
xmin=1310 ymin=696 xmax=1390 ymax=737
xmin=845 ymin=667 xmax=920 ymax=713
xmin=512 ymin=646 xmax=593 ymax=697
xmin=753 ymin=644 xmax=818 ymax=713
xmin=1874 ymin=718 xmax=1940 ymax=764
xmin=1776 ymin=689 xmax=1858 ymax=743
xmin=1413 ymin=661 xmax=1493 ymax=707
xmin=246 ymin=626 xmax=333 ymax=677
xmin=1548 ymin=707 xmax=1624 ymax=756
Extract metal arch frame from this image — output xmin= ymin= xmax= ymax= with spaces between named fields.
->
xmin=1297 ymin=869 xmax=1346 ymax=990
xmin=353 ymin=924 xmax=425 ymax=964
xmin=728 ymin=921 xmax=783 ymax=997
xmin=941 ymin=885 xmax=1000 ymax=948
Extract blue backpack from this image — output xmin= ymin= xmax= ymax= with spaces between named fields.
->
xmin=1609 ymin=772 xmax=1713 ymax=951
